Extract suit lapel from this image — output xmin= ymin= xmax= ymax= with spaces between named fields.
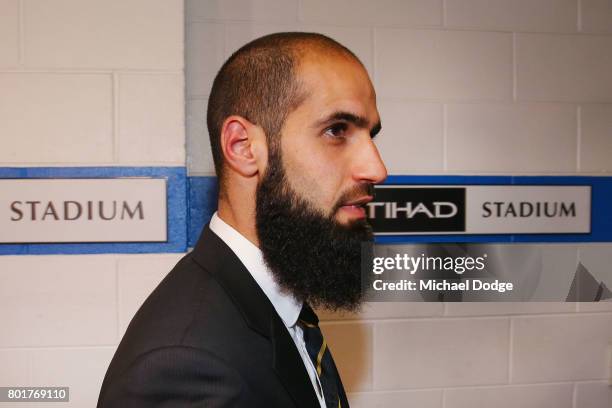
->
xmin=271 ymin=314 xmax=321 ymax=408
xmin=191 ymin=225 xmax=319 ymax=408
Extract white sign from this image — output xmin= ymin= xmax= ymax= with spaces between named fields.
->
xmin=369 ymin=185 xmax=591 ymax=235
xmin=466 ymin=185 xmax=591 ymax=234
xmin=0 ymin=178 xmax=167 ymax=243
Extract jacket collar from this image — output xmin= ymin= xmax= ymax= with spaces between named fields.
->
xmin=208 ymin=212 xmax=302 ymax=328
xmin=191 ymin=224 xmax=319 ymax=408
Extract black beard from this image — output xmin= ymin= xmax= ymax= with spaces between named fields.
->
xmin=255 ymin=147 xmax=374 ymax=312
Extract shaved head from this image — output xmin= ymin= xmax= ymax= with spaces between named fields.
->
xmin=207 ymin=32 xmax=363 ymax=185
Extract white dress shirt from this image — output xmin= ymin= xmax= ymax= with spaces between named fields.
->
xmin=209 ymin=212 xmax=327 ymax=408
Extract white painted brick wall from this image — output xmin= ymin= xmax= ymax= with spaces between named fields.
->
xmin=0 ymin=0 xmax=19 ymax=68
xmin=580 ymin=104 xmax=612 ymax=172
xmin=186 ymin=22 xmax=225 ymax=98
xmin=186 ymin=98 xmax=215 ymax=174
xmin=1 ymin=0 xmax=184 ymax=168
xmin=445 ymin=0 xmax=578 ymax=32
xmin=575 ymin=381 xmax=612 ymax=407
xmin=516 ymin=33 xmax=612 ymax=102
xmin=0 ymin=350 xmax=29 ymax=385
xmin=444 ymin=383 xmax=575 ymax=408
xmin=375 ymin=318 xmax=510 ymax=389
xmin=0 ymin=1 xmax=185 ymax=407
xmin=299 ymin=0 xmax=441 ymax=27
xmin=24 ymin=0 xmax=182 ymax=70
xmin=2 ymin=0 xmax=612 ymax=407
xmin=0 ymin=73 xmax=114 ymax=164
xmin=512 ymin=314 xmax=612 ymax=382
xmin=186 ymin=0 xmax=299 ymax=23
xmin=376 ymin=29 xmax=513 ymax=100
xmin=0 ymin=256 xmax=118 ymax=348
xmin=446 ymin=103 xmax=577 ymax=173
xmin=581 ymin=0 xmax=612 ymax=33
xmin=446 ymin=301 xmax=576 ymax=316
xmin=117 ymin=73 xmax=185 ymax=164
xmin=30 ymin=347 xmax=117 ymax=406
xmin=375 ymin=101 xmax=444 ymax=173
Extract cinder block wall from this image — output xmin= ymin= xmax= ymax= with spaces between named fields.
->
xmin=185 ymin=1 xmax=612 ymax=407
xmin=0 ymin=1 xmax=185 ymax=407
xmin=1 ymin=0 xmax=611 ymax=407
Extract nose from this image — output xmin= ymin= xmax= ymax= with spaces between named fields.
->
xmin=351 ymin=135 xmax=388 ymax=185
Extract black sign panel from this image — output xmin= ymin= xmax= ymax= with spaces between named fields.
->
xmin=368 ymin=187 xmax=466 ymax=234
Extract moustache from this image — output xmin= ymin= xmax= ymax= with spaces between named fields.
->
xmin=331 ymin=183 xmax=375 ymax=215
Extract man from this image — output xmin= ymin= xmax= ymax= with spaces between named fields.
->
xmin=97 ymin=32 xmax=386 ymax=407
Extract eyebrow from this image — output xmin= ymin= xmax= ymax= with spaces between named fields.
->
xmin=316 ymin=111 xmax=382 ymax=138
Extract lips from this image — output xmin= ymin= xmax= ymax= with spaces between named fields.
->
xmin=342 ymin=195 xmax=374 ymax=207
xmin=339 ymin=195 xmax=373 ymax=218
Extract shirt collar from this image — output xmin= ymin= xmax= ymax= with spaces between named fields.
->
xmin=208 ymin=212 xmax=302 ymax=328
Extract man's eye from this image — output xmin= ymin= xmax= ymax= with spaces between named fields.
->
xmin=324 ymin=123 xmax=348 ymax=139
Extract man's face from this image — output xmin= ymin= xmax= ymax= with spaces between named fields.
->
xmin=255 ymin=53 xmax=387 ymax=311
xmin=278 ymin=54 xmax=387 ymax=225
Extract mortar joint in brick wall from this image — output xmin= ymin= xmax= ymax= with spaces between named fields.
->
xmin=370 ymin=27 xmax=376 ymax=88
xmin=112 ymin=72 xmax=120 ymax=163
xmin=442 ymin=104 xmax=448 ymax=172
xmin=508 ymin=317 xmax=514 ymax=384
xmin=512 ymin=32 xmax=517 ymax=102
xmin=18 ymin=0 xmax=25 ymax=66
xmin=114 ymin=257 xmax=121 ymax=343
xmin=296 ymin=0 xmax=303 ymax=23
xmin=577 ymin=0 xmax=582 ymax=33
xmin=576 ymin=105 xmax=582 ymax=172
xmin=441 ymin=0 xmax=447 ymax=28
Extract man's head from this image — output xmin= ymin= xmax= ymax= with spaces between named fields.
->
xmin=207 ymin=32 xmax=387 ymax=311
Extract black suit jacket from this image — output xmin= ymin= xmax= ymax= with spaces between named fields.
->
xmin=97 ymin=225 xmax=347 ymax=407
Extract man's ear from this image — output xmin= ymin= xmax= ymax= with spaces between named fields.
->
xmin=220 ymin=115 xmax=267 ymax=178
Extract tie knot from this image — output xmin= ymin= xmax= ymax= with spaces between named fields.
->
xmin=298 ymin=303 xmax=319 ymax=328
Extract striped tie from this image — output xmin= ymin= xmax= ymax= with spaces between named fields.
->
xmin=298 ymin=304 xmax=348 ymax=408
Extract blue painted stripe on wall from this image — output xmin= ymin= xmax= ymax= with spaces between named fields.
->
xmin=2 ymin=169 xmax=612 ymax=254
xmin=187 ymin=174 xmax=612 ymax=245
xmin=188 ymin=176 xmax=218 ymax=248
xmin=0 ymin=167 xmax=188 ymax=255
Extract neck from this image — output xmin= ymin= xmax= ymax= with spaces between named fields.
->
xmin=217 ymin=197 xmax=260 ymax=248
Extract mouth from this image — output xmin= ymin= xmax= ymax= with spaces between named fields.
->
xmin=338 ymin=196 xmax=373 ymax=219
xmin=343 ymin=196 xmax=374 ymax=207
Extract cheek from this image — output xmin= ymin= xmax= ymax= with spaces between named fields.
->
xmin=282 ymin=146 xmax=343 ymax=211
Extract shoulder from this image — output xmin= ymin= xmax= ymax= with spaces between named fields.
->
xmin=98 ymin=227 xmax=290 ymax=407
xmin=99 ymin=251 xmax=268 ymax=404
xmin=109 ymin=251 xmax=251 ymax=366
xmin=97 ymin=344 xmax=256 ymax=407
